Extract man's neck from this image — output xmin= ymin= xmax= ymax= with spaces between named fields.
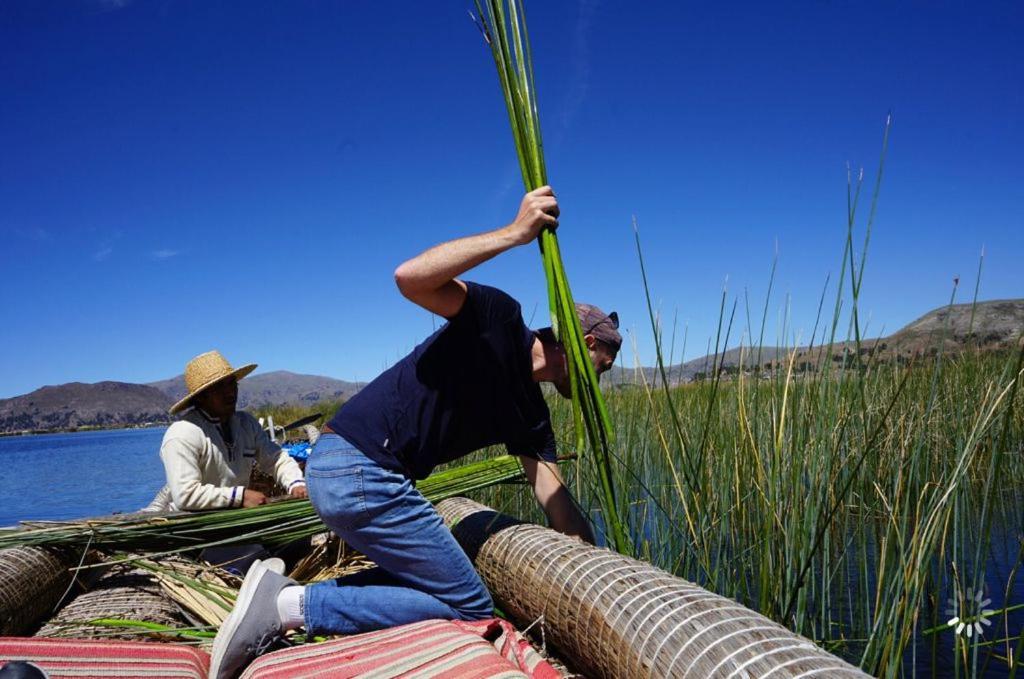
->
xmin=530 ymin=336 xmax=562 ymax=382
xmin=196 ymin=406 xmax=233 ymax=423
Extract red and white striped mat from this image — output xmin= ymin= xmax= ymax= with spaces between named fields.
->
xmin=242 ymin=618 xmax=561 ymax=679
xmin=0 ymin=637 xmax=207 ymax=678
xmin=0 ymin=618 xmax=561 ymax=679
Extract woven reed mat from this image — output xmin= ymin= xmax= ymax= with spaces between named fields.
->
xmin=0 ymin=546 xmax=78 ymax=636
xmin=437 ymin=497 xmax=870 ymax=679
xmin=36 ymin=562 xmax=189 ymax=641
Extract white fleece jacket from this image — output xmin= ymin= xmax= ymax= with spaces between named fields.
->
xmin=157 ymin=409 xmax=305 ymax=511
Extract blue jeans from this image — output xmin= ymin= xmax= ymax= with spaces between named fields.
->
xmin=303 ymin=434 xmax=493 ymax=635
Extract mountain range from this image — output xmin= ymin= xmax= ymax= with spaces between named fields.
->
xmin=1 ymin=299 xmax=1020 ymax=434
xmin=605 ymin=298 xmax=1023 ymax=386
xmin=146 ymin=371 xmax=364 ymax=410
xmin=0 ymin=372 xmax=363 ymax=434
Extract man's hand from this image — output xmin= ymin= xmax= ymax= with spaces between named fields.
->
xmin=506 ymin=186 xmax=559 ymax=246
xmin=393 ymin=185 xmax=560 ymax=319
xmin=289 ymin=484 xmax=308 ymax=499
xmin=242 ymin=489 xmax=268 ymax=508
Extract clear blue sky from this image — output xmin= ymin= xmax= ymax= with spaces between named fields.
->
xmin=1 ymin=1 xmax=1021 ymax=398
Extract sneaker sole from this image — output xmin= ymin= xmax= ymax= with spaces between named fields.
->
xmin=262 ymin=557 xmax=285 ymax=576
xmin=209 ymin=560 xmax=273 ymax=679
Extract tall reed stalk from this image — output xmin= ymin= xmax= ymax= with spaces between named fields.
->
xmin=471 ymin=0 xmax=629 ymax=554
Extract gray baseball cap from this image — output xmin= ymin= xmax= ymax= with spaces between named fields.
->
xmin=575 ymin=303 xmax=621 ymax=352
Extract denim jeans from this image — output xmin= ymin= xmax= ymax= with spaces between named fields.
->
xmin=303 ymin=434 xmax=493 ymax=635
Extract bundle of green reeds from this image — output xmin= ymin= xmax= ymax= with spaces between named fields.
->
xmin=472 ymin=0 xmax=630 ymax=554
xmin=0 ymin=455 xmax=526 ymax=555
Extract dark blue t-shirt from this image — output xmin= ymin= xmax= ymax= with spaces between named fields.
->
xmin=328 ymin=282 xmax=557 ymax=479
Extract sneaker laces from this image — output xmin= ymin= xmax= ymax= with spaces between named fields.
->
xmin=249 ymin=629 xmax=282 ymax=658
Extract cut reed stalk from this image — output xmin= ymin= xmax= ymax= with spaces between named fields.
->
xmin=0 ymin=454 xmax=528 ymax=555
xmin=472 ymin=0 xmax=629 ymax=554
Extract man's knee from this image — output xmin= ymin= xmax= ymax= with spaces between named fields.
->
xmin=455 ymin=585 xmax=494 ymax=621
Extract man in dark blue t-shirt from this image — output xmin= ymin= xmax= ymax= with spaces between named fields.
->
xmin=211 ymin=186 xmax=621 ymax=678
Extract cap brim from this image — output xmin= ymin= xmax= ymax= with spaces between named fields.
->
xmin=168 ymin=363 xmax=257 ymax=414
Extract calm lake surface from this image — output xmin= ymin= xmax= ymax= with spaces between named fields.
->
xmin=0 ymin=427 xmax=167 ymax=526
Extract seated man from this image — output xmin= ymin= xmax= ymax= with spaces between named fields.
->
xmin=210 ymin=186 xmax=622 ymax=678
xmin=148 ymin=350 xmax=308 ymax=512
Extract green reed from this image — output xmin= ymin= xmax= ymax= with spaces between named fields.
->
xmin=465 ymin=330 xmax=1022 ymax=678
xmin=471 ymin=0 xmax=629 ymax=554
xmin=0 ymin=455 xmax=528 ymax=556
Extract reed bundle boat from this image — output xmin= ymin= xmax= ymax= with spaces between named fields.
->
xmin=0 ymin=498 xmax=868 ymax=677
xmin=439 ymin=497 xmax=870 ymax=678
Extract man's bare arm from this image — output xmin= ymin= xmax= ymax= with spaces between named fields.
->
xmin=520 ymin=455 xmax=595 ymax=544
xmin=393 ymin=186 xmax=559 ymax=318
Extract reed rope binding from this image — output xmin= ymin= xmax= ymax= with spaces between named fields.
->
xmin=437 ymin=497 xmax=870 ymax=679
xmin=0 ymin=547 xmax=76 ymax=636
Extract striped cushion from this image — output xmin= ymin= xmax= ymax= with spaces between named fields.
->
xmin=0 ymin=637 xmax=209 ymax=679
xmin=241 ymin=618 xmax=560 ymax=679
xmin=452 ymin=620 xmax=560 ymax=679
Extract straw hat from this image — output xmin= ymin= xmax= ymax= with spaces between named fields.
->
xmin=169 ymin=350 xmax=257 ymax=414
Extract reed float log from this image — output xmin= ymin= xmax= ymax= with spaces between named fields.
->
xmin=36 ymin=563 xmax=188 ymax=639
xmin=437 ymin=497 xmax=870 ymax=679
xmin=0 ymin=547 xmax=75 ymax=635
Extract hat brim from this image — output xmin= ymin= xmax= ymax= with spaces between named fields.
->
xmin=168 ymin=363 xmax=257 ymax=415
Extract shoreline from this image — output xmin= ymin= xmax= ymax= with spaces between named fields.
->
xmin=0 ymin=422 xmax=170 ymax=438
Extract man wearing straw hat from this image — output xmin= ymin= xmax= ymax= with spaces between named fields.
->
xmin=211 ymin=187 xmax=621 ymax=678
xmin=153 ymin=350 xmax=308 ymax=513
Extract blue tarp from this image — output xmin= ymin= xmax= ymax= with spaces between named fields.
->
xmin=283 ymin=442 xmax=312 ymax=462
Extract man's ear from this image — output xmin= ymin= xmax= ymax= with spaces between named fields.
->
xmin=584 ymin=334 xmax=597 ymax=350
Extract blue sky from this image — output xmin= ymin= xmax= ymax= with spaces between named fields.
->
xmin=1 ymin=1 xmax=1021 ymax=398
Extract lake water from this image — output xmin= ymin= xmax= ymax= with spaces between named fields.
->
xmin=0 ymin=427 xmax=168 ymax=526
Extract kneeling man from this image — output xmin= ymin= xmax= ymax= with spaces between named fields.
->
xmin=210 ymin=187 xmax=620 ymax=678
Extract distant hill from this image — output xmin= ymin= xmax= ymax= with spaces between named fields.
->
xmin=607 ymin=299 xmax=1024 ymax=387
xmin=147 ymin=370 xmax=364 ymax=409
xmin=0 ymin=382 xmax=173 ymax=433
xmin=886 ymin=299 xmax=1023 ymax=349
